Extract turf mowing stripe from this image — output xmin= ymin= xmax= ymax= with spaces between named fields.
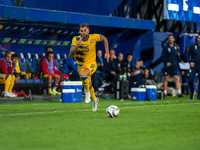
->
xmin=0 ymin=102 xmax=200 ymax=117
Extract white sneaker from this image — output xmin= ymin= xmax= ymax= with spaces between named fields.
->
xmin=101 ymin=81 xmax=111 ymax=88
xmin=9 ymin=92 xmax=17 ymax=97
xmin=4 ymin=92 xmax=15 ymax=98
xmin=92 ymin=98 xmax=99 ymax=112
xmin=85 ymin=93 xmax=91 ymax=104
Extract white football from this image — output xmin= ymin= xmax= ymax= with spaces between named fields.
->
xmin=106 ymin=106 xmax=120 ymax=118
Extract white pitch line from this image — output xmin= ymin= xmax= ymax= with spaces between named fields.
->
xmin=0 ymin=102 xmax=200 ymax=117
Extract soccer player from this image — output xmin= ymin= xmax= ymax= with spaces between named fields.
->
xmin=161 ymin=35 xmax=185 ymax=97
xmin=70 ymin=23 xmax=109 ymax=111
xmin=186 ymin=34 xmax=200 ymax=100
xmin=0 ymin=51 xmax=16 ymax=97
xmin=38 ymin=52 xmax=61 ymax=95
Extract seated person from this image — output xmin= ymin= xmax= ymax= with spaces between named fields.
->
xmin=116 ymin=53 xmax=124 ymax=74
xmin=36 ymin=46 xmax=69 ymax=82
xmin=63 ymin=54 xmax=80 ymax=81
xmin=36 ymin=46 xmax=54 ymax=75
xmin=11 ymin=54 xmax=20 ymax=83
xmin=139 ymin=59 xmax=145 ymax=69
xmin=129 ymin=61 xmax=149 ymax=90
xmin=38 ymin=52 xmax=61 ymax=95
xmin=103 ymin=49 xmax=120 ymax=92
xmin=123 ymin=53 xmax=133 ymax=80
xmin=0 ymin=51 xmax=16 ymax=97
xmin=92 ymin=49 xmax=105 ymax=92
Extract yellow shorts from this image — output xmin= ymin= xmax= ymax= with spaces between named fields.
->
xmin=77 ymin=61 xmax=97 ymax=76
xmin=42 ymin=74 xmax=55 ymax=80
xmin=0 ymin=74 xmax=10 ymax=84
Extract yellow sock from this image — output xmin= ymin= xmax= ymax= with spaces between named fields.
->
xmin=89 ymin=86 xmax=96 ymax=100
xmin=8 ymin=75 xmax=15 ymax=92
xmin=4 ymin=74 xmax=11 ymax=92
xmin=80 ymin=76 xmax=89 ymax=92
xmin=53 ymin=84 xmax=58 ymax=91
xmin=48 ymin=85 xmax=52 ymax=92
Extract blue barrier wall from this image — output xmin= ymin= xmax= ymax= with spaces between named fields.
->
xmin=20 ymin=0 xmax=123 ymax=16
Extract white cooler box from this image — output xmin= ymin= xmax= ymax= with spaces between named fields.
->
xmin=61 ymin=81 xmax=82 ymax=102
xmin=131 ymin=88 xmax=146 ymax=101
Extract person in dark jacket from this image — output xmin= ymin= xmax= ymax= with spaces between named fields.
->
xmin=103 ymin=49 xmax=119 ymax=92
xmin=161 ymin=34 xmax=185 ymax=97
xmin=116 ymin=53 xmax=124 ymax=75
xmin=186 ymin=34 xmax=200 ymax=100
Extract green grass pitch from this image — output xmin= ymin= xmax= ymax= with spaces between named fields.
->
xmin=0 ymin=95 xmax=200 ymax=150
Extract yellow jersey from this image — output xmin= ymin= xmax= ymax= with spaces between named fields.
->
xmin=71 ymin=34 xmax=101 ymax=66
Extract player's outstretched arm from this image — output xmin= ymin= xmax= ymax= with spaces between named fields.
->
xmin=70 ymin=46 xmax=78 ymax=56
xmin=70 ymin=37 xmax=82 ymax=56
xmin=100 ymin=34 xmax=109 ymax=62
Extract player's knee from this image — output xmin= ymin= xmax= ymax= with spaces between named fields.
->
xmin=55 ymin=74 xmax=60 ymax=79
xmin=174 ymin=76 xmax=179 ymax=81
xmin=48 ymin=75 xmax=52 ymax=79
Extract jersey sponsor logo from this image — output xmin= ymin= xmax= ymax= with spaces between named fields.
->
xmin=90 ymin=40 xmax=93 ymax=44
xmin=168 ymin=48 xmax=171 ymax=52
xmin=90 ymin=64 xmax=95 ymax=68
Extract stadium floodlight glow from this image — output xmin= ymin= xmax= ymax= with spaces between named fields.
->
xmin=43 ymin=28 xmax=48 ymax=32
xmin=69 ymin=31 xmax=74 ymax=35
xmin=20 ymin=27 xmax=26 ymax=30
xmin=57 ymin=30 xmax=62 ymax=33
xmin=193 ymin=7 xmax=200 ymax=14
xmin=5 ymin=26 xmax=10 ymax=30
xmin=29 ymin=28 xmax=33 ymax=31
xmin=164 ymin=0 xmax=200 ymax=22
xmin=168 ymin=3 xmax=179 ymax=11
xmin=13 ymin=26 xmax=18 ymax=30
xmin=63 ymin=31 xmax=68 ymax=34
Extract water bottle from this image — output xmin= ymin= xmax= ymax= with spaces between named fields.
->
xmin=123 ymin=66 xmax=127 ymax=81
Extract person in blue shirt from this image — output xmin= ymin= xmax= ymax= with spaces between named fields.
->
xmin=161 ymin=34 xmax=185 ymax=97
xmin=63 ymin=55 xmax=80 ymax=81
xmin=186 ymin=34 xmax=200 ymax=100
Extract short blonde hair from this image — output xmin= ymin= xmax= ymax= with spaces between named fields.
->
xmin=80 ymin=23 xmax=89 ymax=29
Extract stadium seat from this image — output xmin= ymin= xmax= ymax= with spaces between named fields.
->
xmin=60 ymin=54 xmax=67 ymax=61
xmin=18 ymin=53 xmax=28 ymax=72
xmin=54 ymin=53 xmax=62 ymax=70
xmin=32 ymin=53 xmax=39 ymax=72
xmin=16 ymin=79 xmax=26 ymax=84
xmin=25 ymin=52 xmax=35 ymax=73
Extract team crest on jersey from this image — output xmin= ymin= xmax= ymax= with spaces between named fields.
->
xmin=195 ymin=45 xmax=197 ymax=50
xmin=90 ymin=40 xmax=93 ymax=44
xmin=90 ymin=64 xmax=95 ymax=68
xmin=174 ymin=46 xmax=177 ymax=49
xmin=168 ymin=48 xmax=171 ymax=52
